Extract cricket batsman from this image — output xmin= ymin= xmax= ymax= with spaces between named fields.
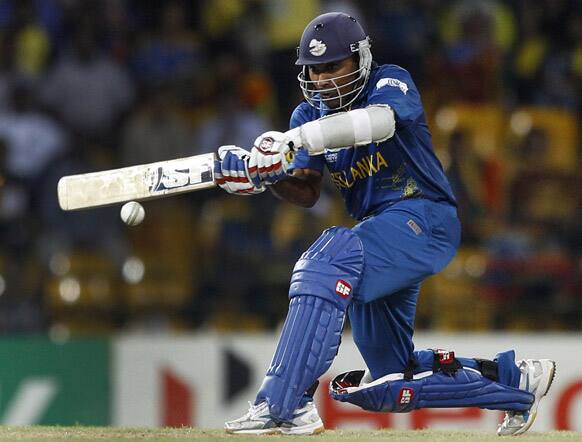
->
xmin=215 ymin=12 xmax=555 ymax=436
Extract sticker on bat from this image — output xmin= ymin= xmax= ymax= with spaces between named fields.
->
xmin=146 ymin=164 xmax=212 ymax=193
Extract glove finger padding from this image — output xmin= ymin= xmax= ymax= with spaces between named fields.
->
xmin=247 ymin=148 xmax=262 ymax=187
xmin=249 ymin=131 xmax=291 ymax=185
xmin=215 ymin=145 xmax=264 ymax=195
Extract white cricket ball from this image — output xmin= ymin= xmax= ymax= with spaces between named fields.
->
xmin=120 ymin=201 xmax=145 ymax=226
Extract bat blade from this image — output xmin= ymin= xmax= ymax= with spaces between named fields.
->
xmin=58 ymin=152 xmax=216 ymax=211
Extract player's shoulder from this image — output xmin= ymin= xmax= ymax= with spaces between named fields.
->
xmin=368 ymin=64 xmax=415 ymax=93
xmin=373 ymin=64 xmax=413 ymax=79
xmin=290 ymin=101 xmax=320 ymax=129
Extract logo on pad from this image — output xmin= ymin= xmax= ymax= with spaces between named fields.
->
xmin=435 ymin=349 xmax=456 ymax=365
xmin=335 ymin=279 xmax=352 ymax=298
xmin=398 ymin=387 xmax=414 ymax=405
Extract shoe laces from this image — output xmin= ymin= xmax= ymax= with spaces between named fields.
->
xmin=246 ymin=401 xmax=267 ymax=418
xmin=502 ymin=410 xmax=525 ymax=427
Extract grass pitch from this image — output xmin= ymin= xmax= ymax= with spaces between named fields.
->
xmin=0 ymin=427 xmax=580 ymax=442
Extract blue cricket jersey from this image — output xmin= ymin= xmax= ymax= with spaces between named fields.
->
xmin=289 ymin=64 xmax=456 ymax=221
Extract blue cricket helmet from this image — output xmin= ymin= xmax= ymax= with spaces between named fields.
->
xmin=296 ymin=12 xmax=373 ymax=110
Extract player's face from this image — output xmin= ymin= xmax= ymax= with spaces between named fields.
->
xmin=308 ymin=57 xmax=358 ymax=109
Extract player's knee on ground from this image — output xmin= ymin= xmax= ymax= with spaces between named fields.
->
xmin=329 ymin=349 xmax=534 ymax=413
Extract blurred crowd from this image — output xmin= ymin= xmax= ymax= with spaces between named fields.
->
xmin=0 ymin=0 xmax=580 ymax=336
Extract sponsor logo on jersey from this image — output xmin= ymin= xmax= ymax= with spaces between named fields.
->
xmin=398 ymin=388 xmax=414 ymax=405
xmin=376 ymin=77 xmax=409 ymax=95
xmin=324 ymin=150 xmax=339 ymax=163
xmin=329 ymin=151 xmax=389 ymax=189
xmin=309 ymin=39 xmax=327 ymax=56
xmin=406 ymin=219 xmax=423 ymax=236
xmin=335 ymin=279 xmax=352 ymax=298
xmin=402 ymin=177 xmax=420 ymax=198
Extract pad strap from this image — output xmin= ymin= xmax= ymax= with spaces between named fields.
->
xmin=475 ymin=358 xmax=499 ymax=382
xmin=432 ymin=349 xmax=462 ymax=375
xmin=403 ymin=358 xmax=418 ymax=381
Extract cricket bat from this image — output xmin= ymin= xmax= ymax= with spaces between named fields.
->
xmin=57 ymin=127 xmax=306 ymax=211
xmin=57 ymin=152 xmax=216 ymax=211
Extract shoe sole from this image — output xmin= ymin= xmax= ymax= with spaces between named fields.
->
xmin=281 ymin=421 xmax=325 ymax=435
xmin=225 ymin=421 xmax=325 ymax=436
xmin=225 ymin=428 xmax=282 ymax=435
xmin=512 ymin=360 xmax=556 ymax=436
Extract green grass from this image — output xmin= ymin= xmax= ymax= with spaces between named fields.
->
xmin=0 ymin=428 xmax=580 ymax=442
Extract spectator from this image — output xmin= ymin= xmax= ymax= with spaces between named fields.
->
xmin=132 ymin=0 xmax=204 ymax=89
xmin=196 ymin=55 xmax=271 ymax=154
xmin=431 ymin=1 xmax=503 ymax=103
xmin=121 ymin=85 xmax=193 ymax=166
xmin=263 ymin=0 xmax=321 ymax=122
xmin=511 ymin=7 xmax=548 ymax=104
xmin=40 ymin=25 xmax=135 ymax=142
xmin=0 ymin=82 xmax=67 ymax=189
xmin=103 ymin=0 xmax=135 ymax=64
xmin=445 ymin=129 xmax=486 ymax=244
xmin=0 ymin=136 xmax=30 ymax=251
xmin=534 ymin=12 xmax=581 ymax=110
xmin=359 ymin=0 xmax=434 ymax=82
xmin=0 ymin=0 xmax=63 ymax=78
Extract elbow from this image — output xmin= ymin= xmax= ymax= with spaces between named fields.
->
xmin=366 ymin=104 xmax=396 ymax=143
xmin=299 ymin=197 xmax=318 ymax=208
xmin=300 ymin=188 xmax=320 ymax=208
xmin=284 ymin=188 xmax=319 ymax=208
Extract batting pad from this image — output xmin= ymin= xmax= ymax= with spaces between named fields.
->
xmin=289 ymin=226 xmax=365 ymax=310
xmin=255 ymin=227 xmax=364 ymax=421
xmin=256 ymin=296 xmax=345 ymax=421
xmin=330 ymin=368 xmax=534 ymax=413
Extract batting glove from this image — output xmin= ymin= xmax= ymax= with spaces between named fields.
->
xmin=248 ymin=131 xmax=293 ymax=185
xmin=214 ymin=145 xmax=265 ymax=195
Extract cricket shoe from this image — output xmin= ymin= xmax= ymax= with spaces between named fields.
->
xmin=497 ymin=359 xmax=556 ymax=436
xmin=224 ymin=400 xmax=324 ymax=435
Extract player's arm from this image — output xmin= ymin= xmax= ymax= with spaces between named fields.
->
xmin=269 ymin=168 xmax=322 ymax=208
xmin=248 ymin=104 xmax=395 ymax=181
xmin=216 ymin=105 xmax=395 ymax=198
xmin=288 ymin=104 xmax=396 ymax=155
